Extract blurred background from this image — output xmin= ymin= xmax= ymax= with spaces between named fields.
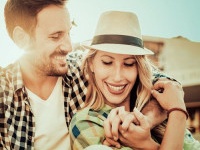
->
xmin=143 ymin=35 xmax=200 ymax=140
xmin=0 ymin=0 xmax=200 ymax=139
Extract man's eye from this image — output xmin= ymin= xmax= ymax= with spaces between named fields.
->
xmin=50 ymin=33 xmax=62 ymax=40
xmin=50 ymin=36 xmax=59 ymax=40
xmin=51 ymin=36 xmax=59 ymax=39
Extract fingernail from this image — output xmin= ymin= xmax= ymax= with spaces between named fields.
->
xmin=113 ymin=136 xmax=118 ymax=141
xmin=116 ymin=144 xmax=121 ymax=148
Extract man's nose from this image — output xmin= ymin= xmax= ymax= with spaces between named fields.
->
xmin=60 ymin=34 xmax=72 ymax=52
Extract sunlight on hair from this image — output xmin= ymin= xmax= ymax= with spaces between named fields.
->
xmin=0 ymin=1 xmax=24 ymax=67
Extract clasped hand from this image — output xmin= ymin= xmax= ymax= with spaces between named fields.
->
xmin=103 ymin=106 xmax=155 ymax=149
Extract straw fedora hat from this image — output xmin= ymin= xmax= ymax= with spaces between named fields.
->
xmin=82 ymin=10 xmax=153 ymax=55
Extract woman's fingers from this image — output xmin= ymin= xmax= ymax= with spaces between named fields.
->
xmin=111 ymin=115 xmax=121 ymax=141
xmin=103 ymin=137 xmax=121 ymax=149
xmin=104 ymin=107 xmax=124 ymax=140
xmin=133 ymin=108 xmax=149 ymax=129
xmin=104 ymin=119 xmax=112 ymax=138
xmin=121 ymin=113 xmax=139 ymax=131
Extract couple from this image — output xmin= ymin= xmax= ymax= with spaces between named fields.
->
xmin=0 ymin=0 xmax=199 ymax=149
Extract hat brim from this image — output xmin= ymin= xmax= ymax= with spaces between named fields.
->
xmin=81 ymin=40 xmax=154 ymax=55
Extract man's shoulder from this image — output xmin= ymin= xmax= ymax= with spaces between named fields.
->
xmin=65 ymin=50 xmax=88 ymax=84
xmin=0 ymin=62 xmax=19 ymax=75
xmin=67 ymin=50 xmax=86 ymax=59
xmin=67 ymin=50 xmax=88 ymax=66
xmin=0 ymin=62 xmax=22 ymax=91
xmin=1 ymin=63 xmax=14 ymax=81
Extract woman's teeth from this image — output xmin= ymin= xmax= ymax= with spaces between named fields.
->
xmin=107 ymin=84 xmax=125 ymax=91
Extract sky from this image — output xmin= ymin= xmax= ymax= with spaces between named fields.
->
xmin=0 ymin=0 xmax=200 ymax=67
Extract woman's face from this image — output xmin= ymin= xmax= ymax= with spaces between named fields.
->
xmin=90 ymin=51 xmax=138 ymax=108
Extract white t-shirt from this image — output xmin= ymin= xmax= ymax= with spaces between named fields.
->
xmin=27 ymin=77 xmax=70 ymax=150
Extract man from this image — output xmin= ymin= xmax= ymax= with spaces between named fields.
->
xmin=1 ymin=0 xmax=87 ymax=149
xmin=0 ymin=0 xmax=181 ymax=149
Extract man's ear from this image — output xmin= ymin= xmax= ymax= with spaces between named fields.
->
xmin=12 ymin=26 xmax=30 ymax=49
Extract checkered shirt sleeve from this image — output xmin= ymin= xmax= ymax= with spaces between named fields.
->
xmin=64 ymin=51 xmax=88 ymax=127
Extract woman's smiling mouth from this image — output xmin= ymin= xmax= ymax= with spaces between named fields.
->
xmin=106 ymin=83 xmax=127 ymax=94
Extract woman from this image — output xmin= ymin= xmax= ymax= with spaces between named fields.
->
xmin=69 ymin=10 xmax=199 ymax=149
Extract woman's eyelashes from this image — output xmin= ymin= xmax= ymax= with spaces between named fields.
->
xmin=101 ymin=60 xmax=136 ymax=67
xmin=124 ymin=62 xmax=136 ymax=67
xmin=101 ymin=60 xmax=112 ymax=65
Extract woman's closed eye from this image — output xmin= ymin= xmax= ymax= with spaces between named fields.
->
xmin=124 ymin=58 xmax=137 ymax=67
xmin=101 ymin=61 xmax=136 ymax=67
xmin=124 ymin=62 xmax=136 ymax=67
xmin=102 ymin=60 xmax=112 ymax=65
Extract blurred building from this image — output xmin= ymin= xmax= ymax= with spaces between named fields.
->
xmin=143 ymin=35 xmax=200 ymax=134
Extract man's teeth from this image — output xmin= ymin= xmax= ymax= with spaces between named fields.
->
xmin=108 ymin=84 xmax=125 ymax=91
xmin=55 ymin=56 xmax=65 ymax=60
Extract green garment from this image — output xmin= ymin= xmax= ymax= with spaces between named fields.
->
xmin=70 ymin=105 xmax=200 ymax=150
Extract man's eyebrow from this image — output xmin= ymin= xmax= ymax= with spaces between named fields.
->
xmin=49 ymin=26 xmax=72 ymax=35
xmin=49 ymin=31 xmax=63 ymax=36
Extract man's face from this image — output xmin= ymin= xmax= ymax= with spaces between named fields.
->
xmin=27 ymin=4 xmax=72 ymax=76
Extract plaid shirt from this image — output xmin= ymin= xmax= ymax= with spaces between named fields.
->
xmin=0 ymin=51 xmax=88 ymax=149
xmin=70 ymin=105 xmax=200 ymax=150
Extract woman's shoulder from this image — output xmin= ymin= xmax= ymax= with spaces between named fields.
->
xmin=70 ymin=107 xmax=106 ymax=125
xmin=71 ymin=107 xmax=91 ymax=122
xmin=69 ymin=107 xmax=105 ymax=139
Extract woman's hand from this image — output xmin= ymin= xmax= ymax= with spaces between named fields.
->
xmin=103 ymin=106 xmax=139 ymax=148
xmin=103 ymin=106 xmax=128 ymax=148
xmin=103 ymin=107 xmax=160 ymax=149
xmin=104 ymin=106 xmax=139 ymax=141
xmin=118 ymin=108 xmax=160 ymax=149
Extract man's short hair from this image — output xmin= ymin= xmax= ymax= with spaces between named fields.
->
xmin=4 ymin=0 xmax=67 ymax=39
